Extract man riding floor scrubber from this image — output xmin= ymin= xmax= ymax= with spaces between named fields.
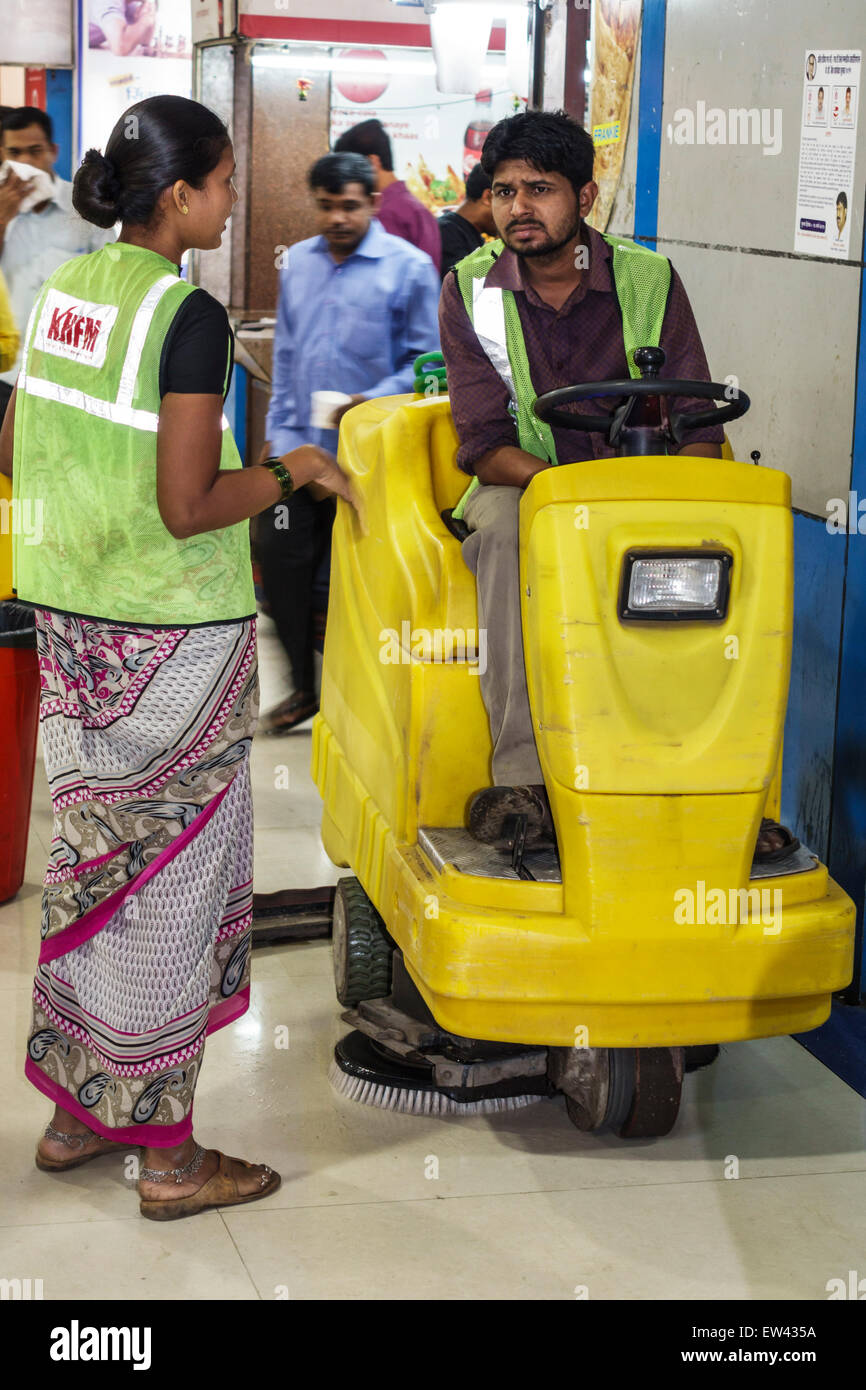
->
xmin=313 ymin=360 xmax=854 ymax=1138
xmin=312 ymin=111 xmax=855 ymax=1138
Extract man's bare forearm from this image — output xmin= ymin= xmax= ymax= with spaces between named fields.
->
xmin=473 ymin=445 xmax=550 ymax=488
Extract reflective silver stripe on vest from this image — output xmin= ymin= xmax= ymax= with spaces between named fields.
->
xmin=471 ymin=279 xmax=518 ymax=404
xmin=18 ymin=371 xmax=162 ymax=431
xmin=116 ymin=273 xmax=186 ymax=408
xmin=18 ymin=372 xmax=232 ymax=434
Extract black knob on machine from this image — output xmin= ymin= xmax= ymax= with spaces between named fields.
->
xmin=633 ymin=346 xmax=666 ymax=378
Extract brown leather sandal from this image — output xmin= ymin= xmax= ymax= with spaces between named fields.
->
xmin=35 ymin=1123 xmax=128 ymax=1173
xmin=139 ymin=1147 xmax=281 ymax=1222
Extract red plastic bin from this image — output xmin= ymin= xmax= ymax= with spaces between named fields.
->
xmin=0 ymin=615 xmax=40 ymax=904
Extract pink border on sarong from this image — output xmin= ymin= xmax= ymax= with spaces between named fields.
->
xmin=25 ymin=984 xmax=252 ymax=1147
xmin=25 ymin=1058 xmax=194 ymax=1147
xmin=38 ymin=777 xmax=234 ymax=965
xmin=45 ymin=843 xmax=133 ymax=887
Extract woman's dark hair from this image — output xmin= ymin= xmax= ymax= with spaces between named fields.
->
xmin=309 ymin=152 xmax=375 ymax=197
xmin=333 ymin=118 xmax=394 ymax=172
xmin=480 ymin=110 xmax=596 ymax=200
xmin=73 ymin=95 xmax=231 ymax=229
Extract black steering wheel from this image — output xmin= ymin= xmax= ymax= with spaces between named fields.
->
xmin=532 ymin=347 xmax=750 ymax=454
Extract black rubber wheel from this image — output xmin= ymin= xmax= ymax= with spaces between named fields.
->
xmin=617 ymin=1047 xmax=684 ymax=1138
xmin=332 ymin=877 xmax=394 ymax=1006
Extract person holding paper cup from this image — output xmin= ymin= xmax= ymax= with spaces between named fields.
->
xmin=258 ymin=151 xmax=440 ymax=735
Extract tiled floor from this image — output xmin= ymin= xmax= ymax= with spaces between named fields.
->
xmin=1 ymin=617 xmax=864 ymax=1300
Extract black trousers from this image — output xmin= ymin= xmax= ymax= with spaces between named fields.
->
xmin=255 ymin=490 xmax=335 ymax=694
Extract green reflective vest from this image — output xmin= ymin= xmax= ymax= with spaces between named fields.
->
xmin=13 ymin=241 xmax=255 ymax=626
xmin=451 ymin=233 xmax=672 ymax=520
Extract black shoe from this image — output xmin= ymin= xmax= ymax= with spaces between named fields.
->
xmin=260 ymin=690 xmax=319 ymax=735
xmin=468 ymin=784 xmax=555 ymax=850
xmin=684 ymin=1044 xmax=720 ymax=1073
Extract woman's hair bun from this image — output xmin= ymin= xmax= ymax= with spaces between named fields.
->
xmin=73 ymin=149 xmax=123 ymax=228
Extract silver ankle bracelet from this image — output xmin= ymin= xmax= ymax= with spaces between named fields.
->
xmin=43 ymin=1123 xmax=96 ymax=1150
xmin=139 ymin=1143 xmax=207 ymax=1185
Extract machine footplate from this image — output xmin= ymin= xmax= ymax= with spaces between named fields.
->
xmin=418 ymin=826 xmax=561 ymax=882
xmin=419 ymin=827 xmax=819 ymax=885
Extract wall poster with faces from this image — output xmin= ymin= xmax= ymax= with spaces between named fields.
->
xmin=795 ymin=49 xmax=860 ymax=259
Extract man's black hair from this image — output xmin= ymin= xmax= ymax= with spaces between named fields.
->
xmin=308 ymin=151 xmax=376 ymax=197
xmin=333 ymin=118 xmax=393 ymax=172
xmin=465 ymin=162 xmax=492 ymax=202
xmin=2 ymin=105 xmax=54 ymax=143
xmin=837 ymin=190 xmax=848 ymax=208
xmin=479 ymin=110 xmax=595 ymax=200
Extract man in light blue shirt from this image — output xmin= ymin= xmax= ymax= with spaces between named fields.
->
xmin=259 ymin=151 xmax=440 ymax=734
xmin=0 ymin=107 xmax=115 ymax=420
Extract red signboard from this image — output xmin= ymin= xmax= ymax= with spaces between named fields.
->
xmin=25 ymin=68 xmax=47 ymax=110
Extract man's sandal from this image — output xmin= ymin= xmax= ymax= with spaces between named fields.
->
xmin=35 ymin=1123 xmax=128 ymax=1173
xmin=468 ymin=784 xmax=555 ymax=850
xmin=753 ymin=818 xmax=801 ymax=865
xmin=138 ymin=1145 xmax=281 ymax=1222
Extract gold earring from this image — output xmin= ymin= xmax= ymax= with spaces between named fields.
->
xmin=181 ymin=206 xmax=189 ymax=215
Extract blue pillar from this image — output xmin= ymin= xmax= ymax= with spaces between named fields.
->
xmin=633 ymin=0 xmax=667 ymax=245
xmin=827 ymin=239 xmax=866 ymax=997
xmin=45 ymin=69 xmax=73 ymax=181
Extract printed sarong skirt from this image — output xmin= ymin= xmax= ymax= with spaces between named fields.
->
xmin=24 ymin=609 xmax=259 ymax=1147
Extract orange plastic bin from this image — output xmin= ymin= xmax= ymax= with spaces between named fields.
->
xmin=0 ymin=605 xmax=40 ymax=903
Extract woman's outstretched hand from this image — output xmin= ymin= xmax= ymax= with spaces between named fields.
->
xmin=282 ymin=445 xmax=366 ymax=531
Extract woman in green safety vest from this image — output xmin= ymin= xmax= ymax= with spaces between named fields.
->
xmin=0 ymin=95 xmax=360 ymax=1221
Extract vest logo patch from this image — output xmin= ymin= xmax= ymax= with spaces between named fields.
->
xmin=34 ymin=289 xmax=119 ymax=369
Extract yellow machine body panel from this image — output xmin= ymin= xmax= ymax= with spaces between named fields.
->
xmin=313 ymin=396 xmax=855 ymax=1047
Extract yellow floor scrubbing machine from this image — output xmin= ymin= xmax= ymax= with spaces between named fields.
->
xmin=314 ymin=350 xmax=856 ymax=1138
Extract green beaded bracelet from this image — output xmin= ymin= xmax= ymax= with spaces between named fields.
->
xmin=263 ymin=457 xmax=294 ymax=501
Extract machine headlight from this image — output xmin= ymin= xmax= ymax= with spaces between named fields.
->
xmin=619 ymin=551 xmax=732 ymax=622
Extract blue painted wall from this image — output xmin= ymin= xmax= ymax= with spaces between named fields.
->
xmin=225 ymin=363 xmax=248 ymax=462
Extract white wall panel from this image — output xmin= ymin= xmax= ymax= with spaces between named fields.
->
xmin=659 ymin=0 xmax=865 ymax=512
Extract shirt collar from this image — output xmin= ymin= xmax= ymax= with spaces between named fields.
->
xmin=50 ymin=176 xmax=73 ymax=211
xmin=485 ymin=221 xmax=614 ymax=296
xmin=312 ymin=218 xmax=389 ymax=261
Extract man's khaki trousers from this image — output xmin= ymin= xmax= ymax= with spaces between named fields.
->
xmin=461 ymin=482 xmax=545 ymax=786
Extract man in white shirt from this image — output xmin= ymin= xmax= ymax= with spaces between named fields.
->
xmin=0 ymin=107 xmax=115 ymax=421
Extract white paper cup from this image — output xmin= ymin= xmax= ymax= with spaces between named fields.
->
xmin=310 ymin=390 xmax=353 ymax=430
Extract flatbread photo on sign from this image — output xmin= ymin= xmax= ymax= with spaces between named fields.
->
xmin=588 ymin=0 xmax=642 ymax=231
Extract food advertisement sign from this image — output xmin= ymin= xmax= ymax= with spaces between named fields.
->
xmin=328 ymin=49 xmax=519 ymax=215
